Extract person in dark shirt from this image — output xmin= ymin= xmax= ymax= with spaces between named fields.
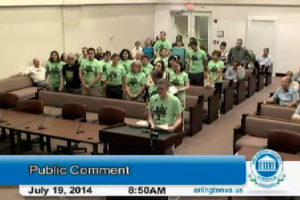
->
xmin=59 ymin=53 xmax=82 ymax=94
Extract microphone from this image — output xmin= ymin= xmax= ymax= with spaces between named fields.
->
xmin=38 ymin=106 xmax=54 ymax=130
xmin=76 ymin=118 xmax=86 ymax=134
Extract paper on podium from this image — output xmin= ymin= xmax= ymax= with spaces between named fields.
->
xmin=134 ymin=120 xmax=148 ymax=128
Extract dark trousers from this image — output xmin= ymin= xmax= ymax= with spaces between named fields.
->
xmin=214 ymin=82 xmax=223 ymax=99
xmin=66 ymin=87 xmax=82 ymax=95
xmin=188 ymin=72 xmax=204 ymax=86
xmin=106 ymin=85 xmax=123 ymax=99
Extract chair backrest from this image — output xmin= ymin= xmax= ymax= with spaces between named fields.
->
xmin=0 ymin=93 xmax=19 ymax=109
xmin=16 ymin=100 xmax=44 ymax=114
xmin=0 ymin=76 xmax=34 ymax=93
xmin=62 ymin=103 xmax=87 ymax=121
xmin=268 ymin=129 xmax=300 ymax=154
xmin=98 ymin=106 xmax=126 ymax=125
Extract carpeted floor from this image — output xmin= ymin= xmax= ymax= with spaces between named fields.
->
xmin=2 ymin=77 xmax=297 ymax=200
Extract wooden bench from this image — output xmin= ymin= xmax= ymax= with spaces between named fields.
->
xmin=186 ymin=86 xmax=219 ymax=124
xmin=37 ymin=90 xmax=204 ymax=137
xmin=233 ymin=114 xmax=300 ymax=154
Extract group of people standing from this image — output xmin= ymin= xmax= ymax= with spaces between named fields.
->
xmin=13 ymin=31 xmax=274 ymax=132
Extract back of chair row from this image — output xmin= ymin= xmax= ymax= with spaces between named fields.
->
xmin=38 ymin=90 xmax=147 ymax=120
xmin=256 ymin=102 xmax=295 ymax=121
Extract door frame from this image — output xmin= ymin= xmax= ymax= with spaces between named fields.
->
xmin=173 ymin=11 xmax=212 ymax=53
xmin=246 ymin=16 xmax=279 ymax=74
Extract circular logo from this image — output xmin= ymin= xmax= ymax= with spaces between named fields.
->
xmin=249 ymin=149 xmax=285 ymax=188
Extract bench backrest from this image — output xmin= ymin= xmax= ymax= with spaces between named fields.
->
xmin=0 ymin=76 xmax=33 ymax=93
xmin=258 ymin=104 xmax=295 ymax=120
xmin=38 ymin=90 xmax=147 ymax=119
xmin=245 ymin=115 xmax=300 ymax=138
xmin=186 ymin=86 xmax=214 ymax=100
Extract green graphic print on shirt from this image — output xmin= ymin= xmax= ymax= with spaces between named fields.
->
xmin=46 ymin=61 xmax=64 ymax=89
xmin=105 ymin=64 xmax=126 ymax=86
xmin=126 ymin=72 xmax=147 ymax=94
xmin=149 ymin=94 xmax=182 ymax=126
xmin=208 ymin=60 xmax=224 ymax=83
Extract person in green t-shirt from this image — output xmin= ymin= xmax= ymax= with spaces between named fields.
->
xmin=148 ymin=79 xmax=182 ymax=133
xmin=147 ymin=71 xmax=164 ymax=99
xmin=79 ymin=48 xmax=102 ymax=96
xmin=186 ymin=40 xmax=208 ymax=86
xmin=170 ymin=60 xmax=190 ymax=109
xmin=78 ymin=47 xmax=89 ymax=65
xmin=119 ymin=49 xmax=133 ymax=74
xmin=141 ymin=55 xmax=154 ymax=77
xmin=207 ymin=50 xmax=224 ymax=98
xmin=154 ymin=48 xmax=169 ymax=71
xmin=98 ymin=51 xmax=112 ymax=97
xmin=45 ymin=50 xmax=64 ymax=91
xmin=153 ymin=31 xmax=172 ymax=57
xmin=147 ymin=61 xmax=166 ymax=87
xmin=125 ymin=61 xmax=147 ymax=102
xmin=105 ymin=53 xmax=127 ymax=99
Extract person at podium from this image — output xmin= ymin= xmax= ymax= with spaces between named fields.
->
xmin=148 ymin=79 xmax=182 ymax=133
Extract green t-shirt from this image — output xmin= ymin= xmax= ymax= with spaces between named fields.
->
xmin=188 ymin=49 xmax=207 ymax=74
xmin=141 ymin=63 xmax=154 ymax=77
xmin=46 ymin=61 xmax=64 ymax=89
xmin=105 ymin=64 xmax=126 ymax=86
xmin=80 ymin=59 xmax=102 ymax=85
xmin=78 ymin=56 xmax=88 ymax=65
xmin=119 ymin=60 xmax=133 ymax=74
xmin=148 ymin=83 xmax=158 ymax=97
xmin=170 ymin=72 xmax=189 ymax=103
xmin=154 ymin=56 xmax=169 ymax=68
xmin=154 ymin=40 xmax=172 ymax=52
xmin=207 ymin=60 xmax=224 ymax=83
xmin=99 ymin=60 xmax=112 ymax=80
xmin=126 ymin=72 xmax=147 ymax=94
xmin=149 ymin=94 xmax=182 ymax=126
xmin=154 ymin=56 xmax=173 ymax=77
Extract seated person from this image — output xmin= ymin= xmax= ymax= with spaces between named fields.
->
xmin=265 ymin=76 xmax=299 ymax=107
xmin=11 ymin=58 xmax=46 ymax=87
xmin=257 ymin=48 xmax=273 ymax=72
xmin=286 ymin=71 xmax=299 ymax=91
xmin=224 ymin=61 xmax=245 ymax=81
xmin=59 ymin=53 xmax=82 ymax=94
xmin=125 ymin=61 xmax=147 ymax=102
xmin=291 ymin=103 xmax=300 ymax=121
xmin=148 ymin=79 xmax=182 ymax=133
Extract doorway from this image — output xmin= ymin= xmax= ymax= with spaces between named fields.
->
xmin=246 ymin=17 xmax=278 ymax=73
xmin=174 ymin=12 xmax=212 ymax=53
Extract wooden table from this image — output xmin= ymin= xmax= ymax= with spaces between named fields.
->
xmin=237 ymin=146 xmax=300 ymax=161
xmin=100 ymin=124 xmax=183 ymax=155
xmin=0 ymin=109 xmax=107 ymax=154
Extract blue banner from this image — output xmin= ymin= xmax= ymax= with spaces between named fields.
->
xmin=0 ymin=155 xmax=246 ymax=185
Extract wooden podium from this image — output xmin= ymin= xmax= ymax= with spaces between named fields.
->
xmin=100 ymin=124 xmax=184 ymax=200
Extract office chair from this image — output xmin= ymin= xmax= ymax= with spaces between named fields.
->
xmin=0 ymin=93 xmax=19 ymax=109
xmin=55 ymin=103 xmax=88 ymax=154
xmin=268 ymin=129 xmax=300 ymax=154
xmin=98 ymin=106 xmax=126 ymax=154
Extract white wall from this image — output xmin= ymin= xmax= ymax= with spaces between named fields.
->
xmin=0 ymin=7 xmax=64 ymax=78
xmin=0 ymin=4 xmax=154 ymax=79
xmin=154 ymin=4 xmax=300 ymax=74
xmin=1 ymin=2 xmax=300 ymax=79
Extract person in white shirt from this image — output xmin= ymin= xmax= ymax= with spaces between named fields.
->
xmin=286 ymin=71 xmax=299 ymax=91
xmin=132 ymin=41 xmax=143 ymax=60
xmin=257 ymin=48 xmax=273 ymax=72
xmin=11 ymin=58 xmax=46 ymax=87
